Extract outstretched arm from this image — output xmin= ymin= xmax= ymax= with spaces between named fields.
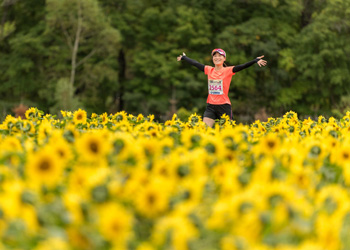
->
xmin=177 ymin=52 xmax=205 ymax=72
xmin=232 ymin=55 xmax=267 ymax=73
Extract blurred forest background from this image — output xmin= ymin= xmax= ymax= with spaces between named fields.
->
xmin=1 ymin=0 xmax=350 ymax=123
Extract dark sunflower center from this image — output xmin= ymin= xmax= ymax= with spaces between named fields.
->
xmin=147 ymin=193 xmax=156 ymax=205
xmin=298 ymin=175 xmax=304 ymax=183
xmin=58 ymin=149 xmax=65 ymax=157
xmin=111 ymin=221 xmax=120 ymax=232
xmin=267 ymin=141 xmax=275 ymax=148
xmin=89 ymin=141 xmax=99 ymax=153
xmin=39 ymin=159 xmax=51 ymax=171
xmin=343 ymin=152 xmax=349 ymax=159
xmin=160 ymin=168 xmax=168 ymax=176
xmin=77 ymin=114 xmax=83 ymax=120
xmin=226 ymin=154 xmax=234 ymax=161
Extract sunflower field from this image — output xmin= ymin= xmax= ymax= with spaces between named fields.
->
xmin=1 ymin=107 xmax=350 ymax=250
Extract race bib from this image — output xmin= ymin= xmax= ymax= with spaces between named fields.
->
xmin=208 ymin=79 xmax=223 ymax=95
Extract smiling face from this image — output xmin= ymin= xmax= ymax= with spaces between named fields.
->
xmin=212 ymin=52 xmax=226 ymax=66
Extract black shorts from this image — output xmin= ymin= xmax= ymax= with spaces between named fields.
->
xmin=203 ymin=103 xmax=233 ymax=120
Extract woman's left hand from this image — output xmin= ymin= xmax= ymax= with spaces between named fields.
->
xmin=257 ymin=55 xmax=267 ymax=67
xmin=177 ymin=52 xmax=186 ymax=61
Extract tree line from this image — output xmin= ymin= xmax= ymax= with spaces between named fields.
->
xmin=1 ymin=0 xmax=350 ymax=122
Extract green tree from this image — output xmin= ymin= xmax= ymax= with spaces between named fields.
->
xmin=280 ymin=0 xmax=350 ymax=116
xmin=0 ymin=0 xmax=47 ymax=117
xmin=101 ymin=1 xmax=213 ymax=118
xmin=46 ymin=0 xmax=121 ymax=113
xmin=50 ymin=78 xmax=81 ymax=114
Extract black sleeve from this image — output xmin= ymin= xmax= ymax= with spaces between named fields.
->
xmin=181 ymin=56 xmax=205 ymax=72
xmin=232 ymin=58 xmax=260 ymax=73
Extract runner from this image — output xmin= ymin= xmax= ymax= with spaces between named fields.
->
xmin=177 ymin=48 xmax=267 ymax=127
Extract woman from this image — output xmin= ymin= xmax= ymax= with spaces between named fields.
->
xmin=177 ymin=48 xmax=267 ymax=127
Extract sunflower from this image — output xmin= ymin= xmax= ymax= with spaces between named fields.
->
xmin=34 ymin=237 xmax=70 ymax=250
xmin=48 ymin=135 xmax=74 ymax=165
xmin=136 ymin=242 xmax=155 ymax=250
xmin=147 ymin=114 xmax=155 ymax=122
xmin=181 ymin=129 xmax=202 ymax=149
xmin=233 ymin=211 xmax=262 ymax=244
xmin=164 ymin=120 xmax=172 ymax=126
xmin=22 ymin=120 xmax=35 ymax=134
xmin=62 ymin=187 xmax=89 ymax=226
xmin=152 ymin=157 xmax=177 ymax=179
xmin=100 ymin=112 xmax=109 ymax=125
xmin=73 ymin=109 xmax=87 ymax=125
xmin=315 ymin=213 xmax=342 ymax=250
xmin=20 ymin=204 xmax=40 ymax=233
xmin=212 ymin=162 xmax=241 ymax=196
xmin=188 ymin=113 xmax=202 ymax=124
xmin=113 ymin=111 xmax=127 ymax=122
xmin=69 ymin=164 xmax=110 ymax=196
xmin=37 ymin=119 xmax=53 ymax=145
xmin=66 ymin=226 xmax=92 ymax=250
xmin=254 ymin=133 xmax=281 ymax=157
xmin=25 ymin=107 xmax=41 ymax=120
xmin=2 ymin=114 xmax=16 ymax=132
xmin=134 ymin=178 xmax=171 ymax=218
xmin=139 ymin=137 xmax=162 ymax=158
xmin=0 ymin=136 xmax=22 ymax=153
xmin=330 ymin=140 xmax=350 ymax=167
xmin=88 ymin=120 xmax=99 ymax=129
xmin=137 ymin=114 xmax=144 ymax=123
xmin=221 ymin=235 xmax=244 ymax=250
xmin=25 ymin=146 xmax=64 ymax=188
xmin=114 ymin=137 xmax=146 ymax=168
xmin=287 ymin=166 xmax=313 ymax=191
xmin=60 ymin=110 xmax=70 ymax=118
xmin=152 ymin=214 xmax=198 ymax=250
xmin=315 ymin=185 xmax=349 ymax=213
xmin=0 ymin=179 xmax=23 ymax=219
xmin=141 ymin=122 xmax=161 ymax=138
xmin=219 ymin=113 xmax=231 ymax=127
xmin=91 ymin=113 xmax=98 ymax=119
xmin=75 ymin=131 xmax=111 ymax=163
xmin=97 ymin=202 xmax=133 ymax=246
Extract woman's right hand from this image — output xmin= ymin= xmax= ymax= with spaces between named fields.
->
xmin=256 ymin=55 xmax=267 ymax=67
xmin=177 ymin=52 xmax=186 ymax=61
